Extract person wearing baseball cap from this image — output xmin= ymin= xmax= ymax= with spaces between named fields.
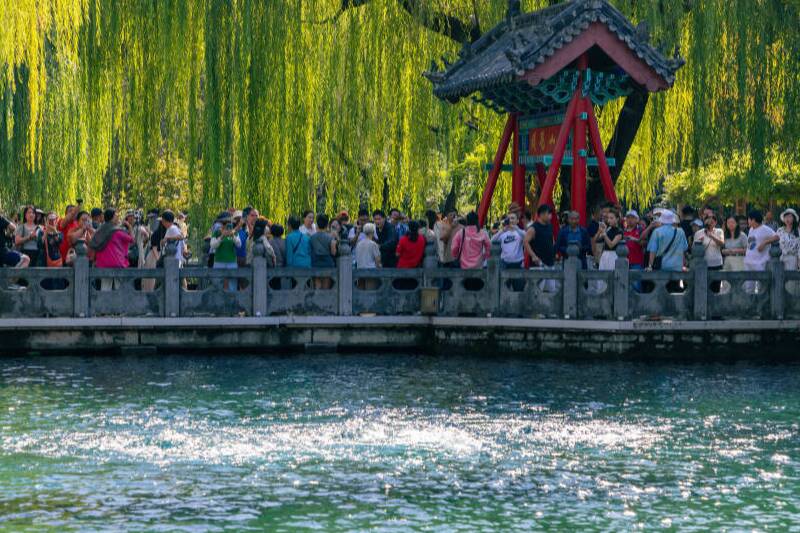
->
xmin=623 ymin=210 xmax=646 ymax=269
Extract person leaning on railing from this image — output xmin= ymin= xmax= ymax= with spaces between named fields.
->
xmin=1 ymin=213 xmax=30 ymax=269
xmin=450 ymin=211 xmax=491 ymax=270
xmin=285 ymin=216 xmax=312 ymax=268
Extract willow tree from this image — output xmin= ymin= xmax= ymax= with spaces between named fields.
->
xmin=1 ymin=0 xmax=799 ymax=227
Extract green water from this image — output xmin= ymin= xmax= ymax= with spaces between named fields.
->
xmin=0 ymin=355 xmax=798 ymax=531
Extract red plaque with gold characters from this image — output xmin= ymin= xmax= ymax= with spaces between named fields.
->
xmin=528 ymin=125 xmax=560 ymax=156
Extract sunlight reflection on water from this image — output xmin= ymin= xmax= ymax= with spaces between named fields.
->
xmin=1 ymin=355 xmax=799 ymax=531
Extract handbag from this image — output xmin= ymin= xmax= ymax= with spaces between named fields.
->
xmin=653 ymin=229 xmax=678 ymax=270
xmin=43 ymin=234 xmax=63 ymax=267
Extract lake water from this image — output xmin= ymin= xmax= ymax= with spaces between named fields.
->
xmin=1 ymin=354 xmax=799 ymax=531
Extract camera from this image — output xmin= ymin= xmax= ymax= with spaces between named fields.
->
xmin=502 ymin=218 xmax=510 ymax=226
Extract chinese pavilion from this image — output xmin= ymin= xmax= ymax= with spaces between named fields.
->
xmin=425 ymin=0 xmax=684 ymax=226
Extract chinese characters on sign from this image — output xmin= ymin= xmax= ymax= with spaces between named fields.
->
xmin=527 ymin=125 xmax=560 ymax=156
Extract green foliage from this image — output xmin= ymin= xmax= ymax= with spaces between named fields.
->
xmin=0 ymin=0 xmax=799 ymax=225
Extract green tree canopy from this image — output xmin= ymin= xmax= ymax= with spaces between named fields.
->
xmin=1 ymin=0 xmax=798 ymax=225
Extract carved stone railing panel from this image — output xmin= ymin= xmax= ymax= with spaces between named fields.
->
xmin=89 ymin=268 xmax=165 ymax=317
xmin=0 ymin=267 xmax=74 ymax=318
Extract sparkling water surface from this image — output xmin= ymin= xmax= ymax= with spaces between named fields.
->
xmin=1 ymin=354 xmax=799 ymax=531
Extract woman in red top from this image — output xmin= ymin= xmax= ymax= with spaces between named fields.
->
xmin=396 ymin=220 xmax=425 ymax=268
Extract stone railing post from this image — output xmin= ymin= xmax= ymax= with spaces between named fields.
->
xmin=337 ymin=240 xmax=352 ymax=316
xmin=769 ymin=241 xmax=784 ymax=320
xmin=252 ymin=241 xmax=268 ymax=317
xmin=423 ymin=241 xmax=437 ymax=287
xmin=691 ymin=241 xmax=708 ymax=320
xmin=613 ymin=243 xmax=629 ymax=320
xmin=563 ymin=242 xmax=579 ymax=319
xmin=73 ymin=240 xmax=90 ymax=318
xmin=487 ymin=241 xmax=501 ymax=317
xmin=163 ymin=241 xmax=180 ymax=318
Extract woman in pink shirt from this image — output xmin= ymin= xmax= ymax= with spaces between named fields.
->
xmin=89 ymin=208 xmax=134 ymax=269
xmin=450 ymin=211 xmax=491 ymax=269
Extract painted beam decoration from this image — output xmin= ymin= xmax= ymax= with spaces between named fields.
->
xmin=424 ymin=0 xmax=684 ymax=227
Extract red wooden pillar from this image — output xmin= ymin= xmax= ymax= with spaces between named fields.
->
xmin=478 ymin=115 xmax=515 ymax=227
xmin=586 ymin=103 xmax=619 ymax=205
xmin=570 ymin=54 xmax=589 ymax=226
xmin=536 ymin=89 xmax=580 ymax=210
xmin=511 ymin=113 xmax=526 ymax=213
xmin=571 ymin=97 xmax=588 ymax=226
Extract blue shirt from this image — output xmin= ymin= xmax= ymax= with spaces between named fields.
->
xmin=285 ymin=231 xmax=312 ymax=268
xmin=646 ymin=225 xmax=688 ymax=271
xmin=235 ymin=228 xmax=248 ymax=258
xmin=556 ymin=226 xmax=592 ymax=268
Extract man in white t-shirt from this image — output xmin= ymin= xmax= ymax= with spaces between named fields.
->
xmin=745 ymin=210 xmax=779 ymax=271
xmin=744 ymin=210 xmax=779 ymax=294
xmin=164 ymin=220 xmax=186 ymax=267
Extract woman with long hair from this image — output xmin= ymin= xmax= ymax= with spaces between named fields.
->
xmin=722 ymin=216 xmax=746 ymax=271
xmin=14 ymin=205 xmax=42 ymax=266
xmin=396 ymin=220 xmax=425 ymax=268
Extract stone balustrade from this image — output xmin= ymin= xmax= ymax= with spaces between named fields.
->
xmin=1 ymin=237 xmax=798 ymax=321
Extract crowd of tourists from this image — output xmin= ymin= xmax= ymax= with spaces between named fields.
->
xmin=2 ymin=200 xmax=798 ymax=293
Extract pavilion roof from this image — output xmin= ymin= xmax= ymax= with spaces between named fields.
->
xmin=425 ymin=0 xmax=685 ymax=108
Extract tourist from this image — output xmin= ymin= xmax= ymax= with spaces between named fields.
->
xmin=596 ymin=209 xmax=623 ymax=271
xmin=764 ymin=209 xmax=778 ymax=231
xmin=269 ymin=223 xmax=286 ymax=267
xmin=347 ymin=209 xmax=370 ymax=247
xmin=89 ymin=208 xmax=134 ymax=290
xmin=160 ymin=210 xmax=187 ymax=267
xmin=374 ymin=210 xmax=398 ymax=268
xmin=90 ymin=207 xmax=103 ymax=230
xmin=355 ymin=222 xmax=381 ymax=290
xmin=210 ymin=214 xmax=242 ymax=292
xmin=300 ymin=210 xmax=316 ymax=235
xmin=434 ymin=209 xmax=459 ymax=268
xmin=309 ymin=213 xmax=337 ymax=289
xmin=247 ymin=218 xmax=277 ymax=267
xmin=67 ymin=211 xmax=95 ymax=264
xmin=57 ymin=204 xmax=79 ymax=261
xmin=330 ymin=219 xmax=343 ymax=242
xmin=14 ymin=206 xmax=42 ymax=267
xmin=556 ymin=211 xmax=591 ymax=268
xmin=396 ymin=220 xmax=425 ymax=268
xmin=742 ymin=210 xmax=778 ymax=294
xmin=722 ymin=216 xmax=747 ymax=272
xmin=623 ymin=210 xmax=650 ymax=270
xmin=777 ymin=209 xmax=800 ymax=295
xmin=450 ymin=211 xmax=490 ymax=269
xmin=693 ymin=214 xmax=724 ymax=292
xmin=42 ymin=212 xmax=64 ymax=267
xmin=524 ymin=205 xmax=558 ymax=293
xmin=494 ymin=212 xmax=526 ymax=269
xmin=124 ymin=210 xmax=150 ymax=268
xmin=389 ymin=208 xmax=408 ymax=238
xmin=286 ymin=216 xmax=312 ymax=268
xmin=336 ymin=211 xmax=352 ymax=240
xmin=680 ymin=206 xmax=696 ymax=244
xmin=0 ymin=213 xmax=30 ymax=269
xmin=232 ymin=210 xmax=248 ymax=267
xmin=736 ymin=215 xmax=749 ymax=237
xmin=423 ymin=210 xmax=437 ymax=243
xmin=646 ymin=210 xmax=688 ymax=292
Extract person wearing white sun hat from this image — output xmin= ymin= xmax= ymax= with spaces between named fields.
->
xmin=646 ymin=210 xmax=688 ymax=272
